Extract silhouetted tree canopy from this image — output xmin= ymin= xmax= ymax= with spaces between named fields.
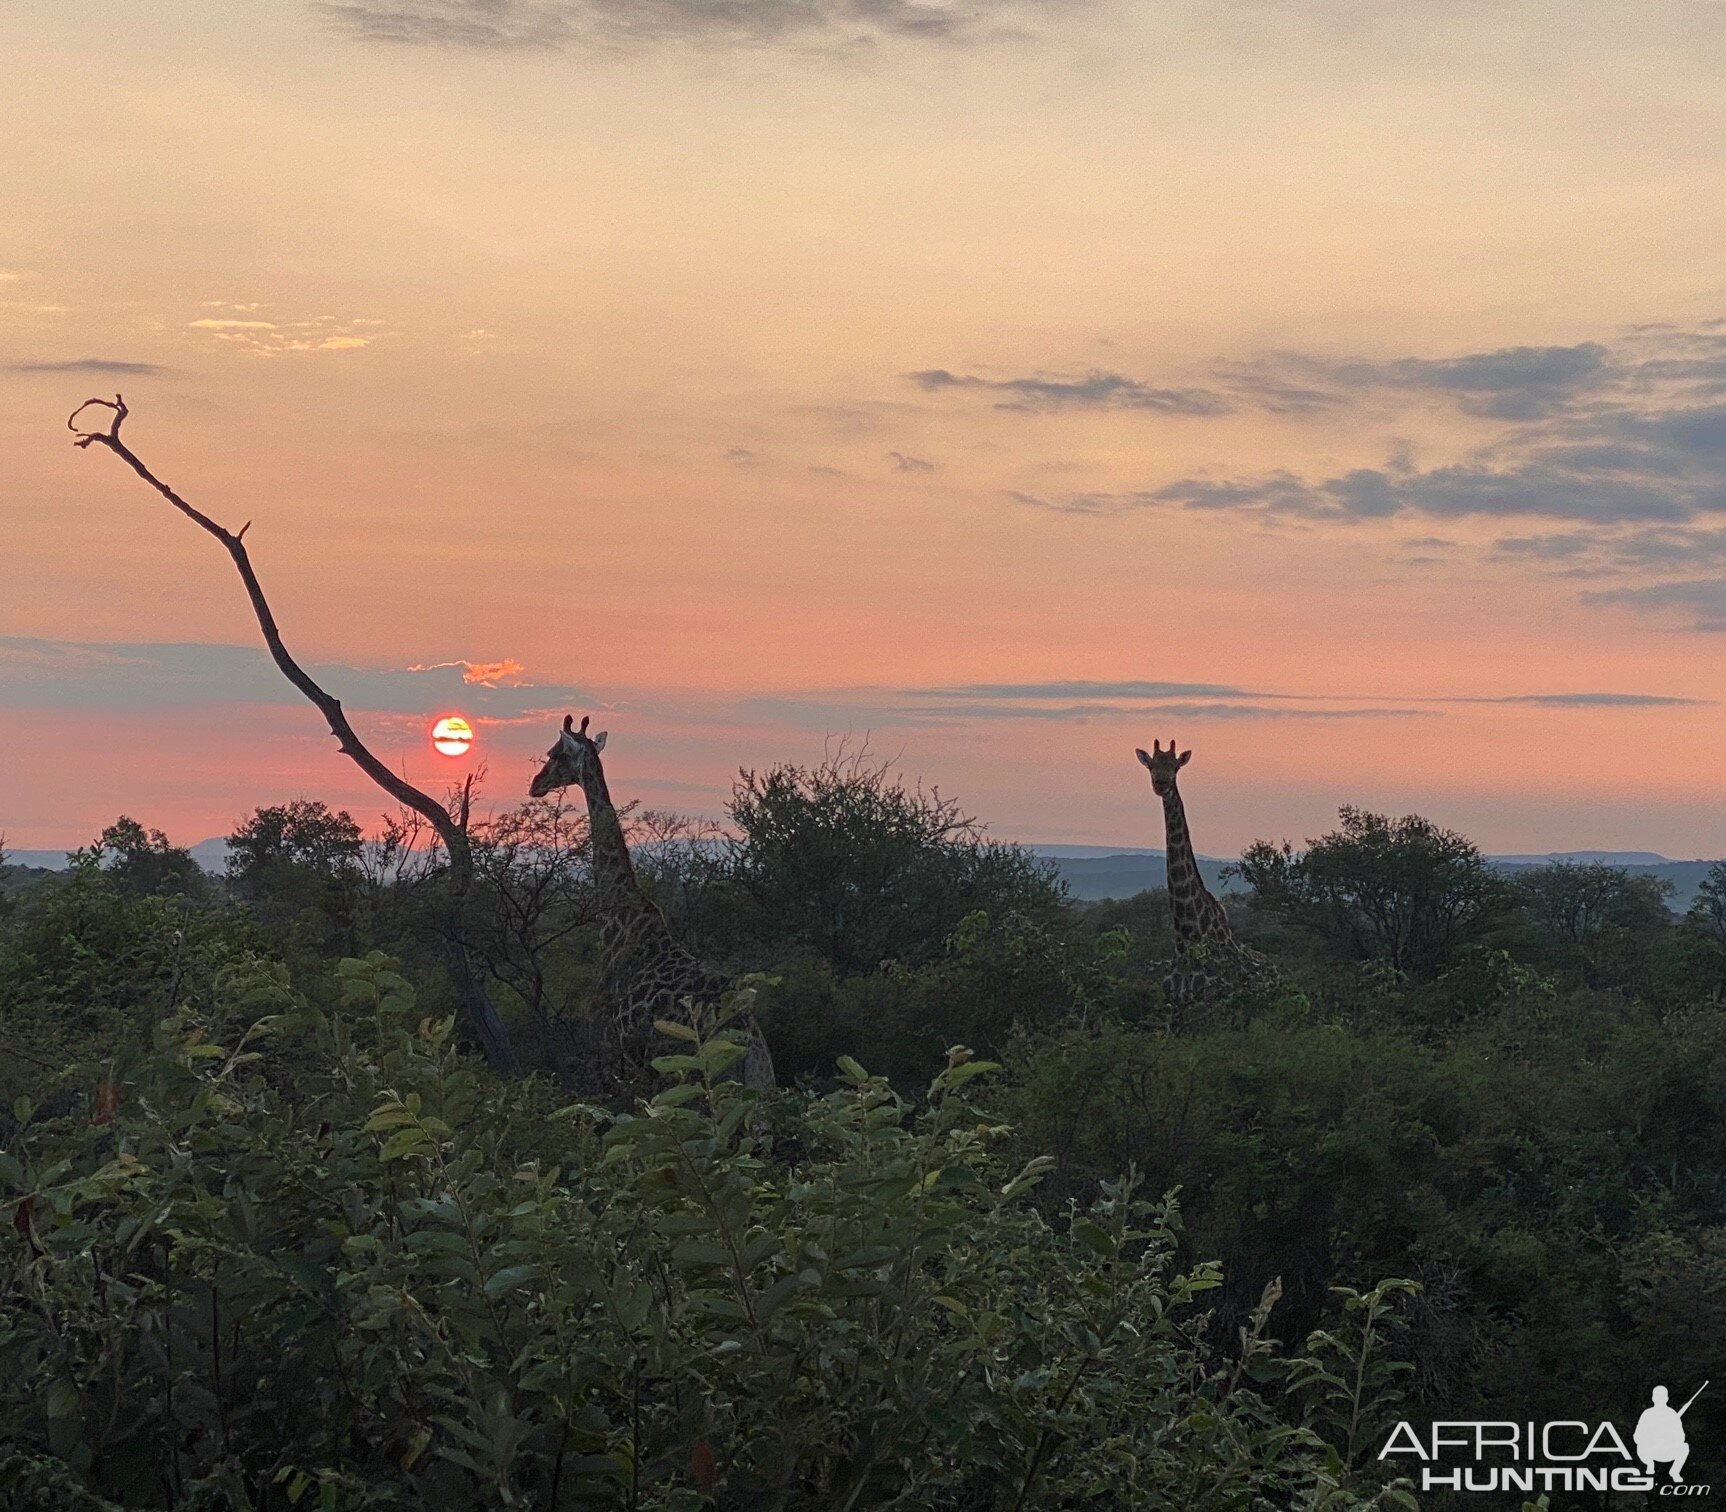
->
xmin=1235 ymin=806 xmax=1510 ymax=977
xmin=87 ymin=815 xmax=206 ymax=899
xmin=227 ymin=799 xmax=365 ymax=948
xmin=720 ymin=750 xmax=1066 ymax=975
xmin=1507 ymin=859 xmax=1673 ymax=988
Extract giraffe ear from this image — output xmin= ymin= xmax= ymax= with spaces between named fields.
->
xmin=592 ymin=730 xmax=608 ymax=752
xmin=1177 ymin=749 xmax=1192 ymax=767
xmin=1135 ymin=748 xmax=1153 ymax=769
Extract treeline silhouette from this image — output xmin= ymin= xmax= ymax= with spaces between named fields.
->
xmin=4 ymin=753 xmax=1724 ymax=1507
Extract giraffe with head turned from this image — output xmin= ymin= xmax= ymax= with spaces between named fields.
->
xmin=530 ymin=715 xmax=775 ymax=1095
xmin=1136 ymin=739 xmax=1277 ymax=1014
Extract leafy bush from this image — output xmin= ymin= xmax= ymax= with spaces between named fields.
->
xmin=1 ymin=956 xmax=1407 ymax=1510
xmin=1236 ymin=809 xmax=1510 ymax=978
xmin=758 ymin=908 xmax=1112 ymax=1087
xmin=712 ymin=753 xmax=1067 ymax=976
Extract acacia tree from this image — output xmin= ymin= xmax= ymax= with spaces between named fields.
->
xmin=89 ymin=816 xmax=206 ymax=899
xmin=1509 ymin=860 xmax=1673 ymax=988
xmin=227 ymin=799 xmax=366 ymax=951
xmin=1235 ymin=806 xmax=1509 ymax=978
xmin=467 ymin=796 xmax=598 ymax=1035
xmin=1689 ymin=861 xmax=1726 ymax=946
xmin=69 ymin=395 xmax=518 ymax=1072
xmin=721 ymin=747 xmax=1065 ymax=975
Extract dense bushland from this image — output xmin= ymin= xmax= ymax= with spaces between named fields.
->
xmin=4 ymin=757 xmax=1724 ymax=1507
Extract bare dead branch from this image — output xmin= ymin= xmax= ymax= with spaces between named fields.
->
xmin=72 ymin=395 xmax=519 ymax=1074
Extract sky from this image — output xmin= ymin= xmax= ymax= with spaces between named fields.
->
xmin=6 ymin=0 xmax=1726 ymax=857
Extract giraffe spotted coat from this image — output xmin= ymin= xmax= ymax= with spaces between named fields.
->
xmin=1137 ymin=741 xmax=1278 ymax=1015
xmin=530 ymin=716 xmax=776 ymax=1097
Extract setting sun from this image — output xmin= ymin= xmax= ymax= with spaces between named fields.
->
xmin=430 ymin=715 xmax=473 ymax=759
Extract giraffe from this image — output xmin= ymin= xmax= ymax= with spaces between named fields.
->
xmin=529 ymin=715 xmax=776 ymax=1096
xmin=1135 ymin=740 xmax=1276 ymax=1014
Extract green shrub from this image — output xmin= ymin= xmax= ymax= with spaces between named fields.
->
xmin=2 ymin=956 xmax=1406 ymax=1510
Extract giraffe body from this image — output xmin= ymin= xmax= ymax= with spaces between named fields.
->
xmin=1136 ymin=741 xmax=1277 ymax=1014
xmin=531 ymin=717 xmax=775 ymax=1095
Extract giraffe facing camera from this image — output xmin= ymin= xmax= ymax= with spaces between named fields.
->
xmin=1136 ymin=740 xmax=1192 ymax=796
xmin=1136 ymin=739 xmax=1278 ymax=1013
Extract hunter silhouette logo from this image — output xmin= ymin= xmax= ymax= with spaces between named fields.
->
xmin=1637 ymin=1382 xmax=1707 ymax=1484
xmin=1380 ymin=1380 xmax=1712 ymax=1495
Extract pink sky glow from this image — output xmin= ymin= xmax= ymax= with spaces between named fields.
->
xmin=6 ymin=1 xmax=1726 ymax=858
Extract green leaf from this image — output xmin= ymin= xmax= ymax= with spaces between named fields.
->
xmin=614 ymin=1280 xmax=652 ymax=1331
xmin=756 ymin=1271 xmax=811 ymax=1319
xmin=656 ymin=1212 xmax=717 ymax=1236
xmin=484 ymin=1263 xmax=542 ymax=1299
xmin=650 ymin=1084 xmax=704 ymax=1108
xmin=937 ymin=1059 xmax=1001 ymax=1089
xmin=380 ymin=1127 xmax=428 ymax=1161
xmin=672 ymin=1241 xmax=735 ymax=1269
xmin=835 ymin=1245 xmax=899 ymax=1271
xmin=1071 ymin=1219 xmax=1116 ymax=1259
xmin=698 ymin=1039 xmax=748 ymax=1073
xmin=649 ymin=1054 xmax=703 ymax=1076
xmin=405 ymin=1229 xmax=470 ymax=1256
xmin=654 ymin=1019 xmax=701 ymax=1042
xmin=684 ymin=1293 xmax=748 ymax=1320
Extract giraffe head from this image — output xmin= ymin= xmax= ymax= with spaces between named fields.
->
xmin=529 ymin=714 xmax=608 ymax=798
xmin=1135 ymin=739 xmax=1191 ymax=797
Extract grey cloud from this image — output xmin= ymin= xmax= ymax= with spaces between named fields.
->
xmin=888 ymin=450 xmax=935 ymax=472
xmin=1580 ymin=579 xmax=1726 ymax=632
xmin=1470 ymin=692 xmax=1704 ymax=708
xmin=1211 ymin=363 xmax=1347 ymax=415
xmin=5 ymin=358 xmax=171 ymax=375
xmin=1496 ymin=525 xmax=1726 ymax=570
xmin=1336 ymin=342 xmax=1613 ymax=419
xmin=909 ymin=368 xmax=1231 ymax=416
xmin=742 ymin=694 xmax=1429 ymax=727
xmin=1053 ymin=459 xmax=1710 ymax=525
xmin=1614 ymin=404 xmax=1726 ymax=462
xmin=0 ymin=637 xmax=588 ymax=719
xmin=959 ymin=321 xmax=1726 ymax=634
xmin=1493 ymin=533 xmax=1597 ymax=560
xmin=931 ymin=328 xmax=1726 ymax=441
xmin=316 ymin=0 xmax=1063 ymax=50
xmin=1389 ymin=465 xmax=1699 ymax=522
xmin=914 ymin=679 xmax=1260 ymax=700
xmin=747 ymin=679 xmax=1701 ymax=729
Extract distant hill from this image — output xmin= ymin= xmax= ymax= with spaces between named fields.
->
xmin=7 ymin=838 xmax=1721 ymax=910
xmin=1038 ymin=848 xmax=1724 ymax=910
xmin=1041 ymin=851 xmax=1241 ymax=900
xmin=0 ymin=863 xmax=55 ymax=896
xmin=6 ymin=838 xmax=231 ymax=874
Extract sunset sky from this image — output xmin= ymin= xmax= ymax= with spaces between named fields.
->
xmin=7 ymin=0 xmax=1726 ymax=858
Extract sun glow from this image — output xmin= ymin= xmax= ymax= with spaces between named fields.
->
xmin=431 ymin=715 xmax=474 ymax=758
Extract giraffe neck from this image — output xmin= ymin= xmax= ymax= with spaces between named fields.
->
xmin=1161 ymin=784 xmax=1212 ymax=939
xmin=572 ymin=756 xmax=644 ymax=913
